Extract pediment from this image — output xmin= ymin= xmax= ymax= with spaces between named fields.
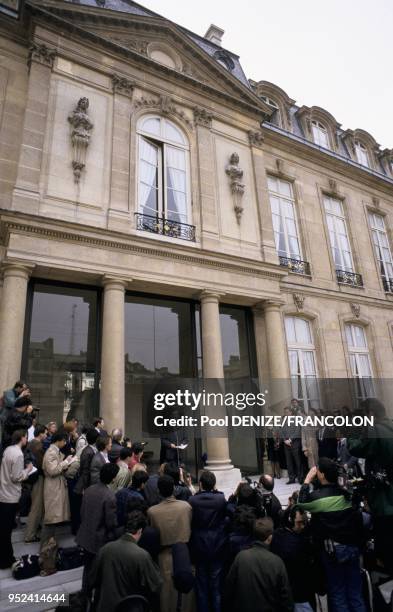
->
xmin=28 ymin=0 xmax=272 ymax=118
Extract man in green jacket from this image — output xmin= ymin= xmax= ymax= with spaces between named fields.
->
xmin=347 ymin=398 xmax=393 ymax=572
xmin=91 ymin=510 xmax=162 ymax=612
xmin=224 ymin=517 xmax=293 ymax=612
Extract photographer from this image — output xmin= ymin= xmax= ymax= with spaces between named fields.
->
xmin=299 ymin=458 xmax=366 ymax=612
xmin=258 ymin=474 xmax=283 ymax=528
xmin=2 ymin=393 xmax=35 ymax=450
xmin=347 ymin=398 xmax=393 ymax=572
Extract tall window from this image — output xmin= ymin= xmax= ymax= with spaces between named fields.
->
xmin=137 ymin=116 xmax=189 ymax=224
xmin=312 ymin=120 xmax=329 ymax=148
xmin=354 ymin=140 xmax=370 ymax=167
xmin=268 ymin=176 xmax=302 ymax=261
xmin=260 ymin=96 xmax=281 ymax=126
xmin=324 ymin=196 xmax=354 ymax=272
xmin=368 ymin=212 xmax=393 ymax=291
xmin=345 ymin=324 xmax=374 ymax=399
xmin=285 ymin=316 xmax=319 ymax=411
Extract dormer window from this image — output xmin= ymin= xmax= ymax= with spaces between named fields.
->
xmin=260 ymin=96 xmax=281 ymax=126
xmin=354 ymin=140 xmax=370 ymax=167
xmin=312 ymin=121 xmax=329 ymax=148
xmin=213 ymin=50 xmax=235 ymax=71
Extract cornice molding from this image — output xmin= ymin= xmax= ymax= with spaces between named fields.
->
xmin=1 ymin=218 xmax=285 ymax=281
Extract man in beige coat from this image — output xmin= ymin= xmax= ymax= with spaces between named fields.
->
xmin=148 ymin=475 xmax=193 ymax=612
xmin=40 ymin=432 xmax=76 ymax=549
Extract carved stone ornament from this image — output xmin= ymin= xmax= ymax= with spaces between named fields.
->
xmin=193 ymin=107 xmax=213 ymax=129
xmin=276 ymin=159 xmax=284 ymax=175
xmin=328 ymin=178 xmax=338 ymax=194
xmin=109 ymin=36 xmax=149 ymax=55
xmin=293 ymin=293 xmax=305 ymax=311
xmin=225 ymin=153 xmax=245 ymax=224
xmin=350 ymin=302 xmax=361 ymax=318
xmin=112 ymin=74 xmax=134 ymax=97
xmin=248 ymin=130 xmax=264 ymax=148
xmin=67 ymin=97 xmax=94 ymax=184
xmin=134 ymin=95 xmax=193 ymax=129
xmin=372 ymin=196 xmax=380 ymax=209
xmin=27 ymin=43 xmax=56 ymax=70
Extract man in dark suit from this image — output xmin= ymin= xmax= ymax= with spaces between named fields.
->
xmin=74 ymin=428 xmax=99 ymax=495
xmin=91 ymin=510 xmax=162 ymax=612
xmin=77 ymin=462 xmax=119 ymax=598
xmin=317 ymin=425 xmax=337 ymax=460
xmin=160 ymin=430 xmax=188 ymax=465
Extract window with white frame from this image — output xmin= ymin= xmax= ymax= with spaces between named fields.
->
xmin=368 ymin=212 xmax=393 ymax=290
xmin=285 ymin=316 xmax=320 ymax=411
xmin=267 ymin=176 xmax=302 ymax=261
xmin=312 ymin=120 xmax=329 ymax=148
xmin=354 ymin=140 xmax=370 ymax=167
xmin=345 ymin=323 xmax=374 ymax=399
xmin=260 ymin=96 xmax=281 ymax=126
xmin=324 ymin=196 xmax=354 ymax=272
xmin=137 ymin=116 xmax=189 ymax=225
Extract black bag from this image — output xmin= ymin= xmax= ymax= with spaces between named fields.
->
xmin=172 ymin=542 xmax=195 ymax=594
xmin=12 ymin=554 xmax=41 ymax=580
xmin=56 ymin=546 xmax=85 ymax=571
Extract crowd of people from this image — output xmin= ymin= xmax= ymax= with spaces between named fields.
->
xmin=0 ymin=381 xmax=392 ymax=612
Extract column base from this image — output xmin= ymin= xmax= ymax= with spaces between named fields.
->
xmin=205 ymin=464 xmax=242 ymax=499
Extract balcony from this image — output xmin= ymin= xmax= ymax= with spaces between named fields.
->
xmin=135 ymin=213 xmax=196 ymax=242
xmin=382 ymin=277 xmax=393 ymax=293
xmin=279 ymin=256 xmax=311 ymax=276
xmin=336 ymin=269 xmax=363 ymax=287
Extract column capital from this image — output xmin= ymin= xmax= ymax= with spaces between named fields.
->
xmin=253 ymin=299 xmax=285 ymax=314
xmin=1 ymin=261 xmax=35 ymax=281
xmin=101 ymin=275 xmax=129 ymax=291
xmin=199 ymin=289 xmax=225 ymax=304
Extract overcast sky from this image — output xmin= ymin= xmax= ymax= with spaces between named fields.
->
xmin=139 ymin=0 xmax=393 ymax=149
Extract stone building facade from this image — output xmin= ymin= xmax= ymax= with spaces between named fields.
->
xmin=0 ymin=0 xmax=392 ymax=486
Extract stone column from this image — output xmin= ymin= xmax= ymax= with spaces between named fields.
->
xmin=100 ymin=276 xmax=127 ymax=431
xmin=263 ymin=300 xmax=291 ymax=412
xmin=0 ymin=263 xmax=33 ymax=393
xmin=200 ymin=290 xmax=241 ymax=495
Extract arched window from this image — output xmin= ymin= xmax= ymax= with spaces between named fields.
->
xmin=137 ymin=116 xmax=189 ymax=226
xmin=354 ymin=140 xmax=370 ymax=167
xmin=345 ymin=324 xmax=374 ymax=399
xmin=285 ymin=316 xmax=320 ymax=411
xmin=311 ymin=120 xmax=329 ymax=148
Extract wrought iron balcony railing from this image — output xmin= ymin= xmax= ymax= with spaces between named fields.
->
xmin=382 ymin=277 xmax=393 ymax=293
xmin=279 ymin=256 xmax=311 ymax=276
xmin=336 ymin=269 xmax=363 ymax=287
xmin=135 ymin=213 xmax=196 ymax=242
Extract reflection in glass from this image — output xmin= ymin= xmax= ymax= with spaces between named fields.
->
xmin=25 ymin=283 xmax=99 ymax=425
xmin=124 ymin=295 xmax=196 ymax=472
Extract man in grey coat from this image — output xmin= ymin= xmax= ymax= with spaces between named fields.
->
xmin=90 ymin=435 xmax=111 ymax=485
xmin=77 ymin=462 xmax=119 ymax=597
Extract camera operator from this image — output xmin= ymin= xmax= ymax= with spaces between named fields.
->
xmin=347 ymin=398 xmax=393 ymax=573
xmin=299 ymin=458 xmax=366 ymax=612
xmin=257 ymin=474 xmax=283 ymax=528
xmin=1 ymin=392 xmax=35 ymax=450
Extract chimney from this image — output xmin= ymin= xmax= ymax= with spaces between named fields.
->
xmin=204 ymin=24 xmax=224 ymax=47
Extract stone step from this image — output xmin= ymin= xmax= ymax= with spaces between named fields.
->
xmin=0 ymin=566 xmax=82 ymax=598
xmin=12 ymin=525 xmax=71 ymax=544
